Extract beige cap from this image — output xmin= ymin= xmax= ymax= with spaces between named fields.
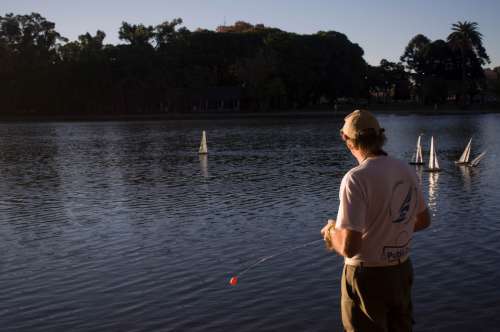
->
xmin=341 ymin=109 xmax=381 ymax=139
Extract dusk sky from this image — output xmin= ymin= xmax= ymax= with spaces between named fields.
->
xmin=3 ymin=0 xmax=500 ymax=68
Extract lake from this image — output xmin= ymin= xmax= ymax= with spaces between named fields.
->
xmin=1 ymin=114 xmax=499 ymax=331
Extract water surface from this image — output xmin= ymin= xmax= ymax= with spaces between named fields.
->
xmin=1 ymin=114 xmax=499 ymax=331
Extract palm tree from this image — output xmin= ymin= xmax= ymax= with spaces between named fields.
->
xmin=448 ymin=21 xmax=489 ymax=64
xmin=447 ymin=21 xmax=490 ymax=104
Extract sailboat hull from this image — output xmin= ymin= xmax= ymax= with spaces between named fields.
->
xmin=409 ymin=162 xmax=424 ymax=165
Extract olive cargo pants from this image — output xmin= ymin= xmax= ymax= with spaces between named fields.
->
xmin=341 ymin=259 xmax=414 ymax=332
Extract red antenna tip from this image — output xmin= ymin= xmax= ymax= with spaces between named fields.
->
xmin=229 ymin=276 xmax=238 ymax=286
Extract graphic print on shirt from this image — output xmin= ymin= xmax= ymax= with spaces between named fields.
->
xmin=381 ymin=240 xmax=411 ymax=263
xmin=389 ymin=180 xmax=417 ymax=224
xmin=380 ymin=231 xmax=411 ymax=263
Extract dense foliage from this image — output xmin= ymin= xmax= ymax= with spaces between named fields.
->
xmin=400 ymin=21 xmax=492 ymax=104
xmin=0 ymin=13 xmax=497 ymax=116
xmin=0 ymin=13 xmax=368 ymax=115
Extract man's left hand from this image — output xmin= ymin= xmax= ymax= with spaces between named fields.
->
xmin=321 ymin=220 xmax=336 ymax=251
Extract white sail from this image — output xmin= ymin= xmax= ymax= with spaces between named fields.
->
xmin=428 ymin=136 xmax=440 ymax=171
xmin=470 ymin=150 xmax=486 ymax=167
xmin=433 ymin=147 xmax=440 ymax=169
xmin=416 ymin=135 xmax=423 ymax=163
xmin=457 ymin=138 xmax=472 ymax=163
xmin=199 ymin=130 xmax=208 ymax=154
xmin=428 ymin=136 xmax=434 ymax=168
xmin=410 ymin=134 xmax=424 ymax=164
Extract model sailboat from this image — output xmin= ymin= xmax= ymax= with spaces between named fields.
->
xmin=426 ymin=136 xmax=440 ymax=172
xmin=409 ymin=134 xmax=424 ymax=165
xmin=198 ymin=130 xmax=208 ymax=155
xmin=455 ymin=137 xmax=487 ymax=167
xmin=455 ymin=138 xmax=472 ymax=165
xmin=469 ymin=150 xmax=487 ymax=167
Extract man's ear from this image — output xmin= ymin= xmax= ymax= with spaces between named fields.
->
xmin=346 ymin=140 xmax=356 ymax=151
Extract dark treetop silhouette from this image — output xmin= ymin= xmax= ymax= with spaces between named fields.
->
xmin=0 ymin=13 xmax=498 ymax=117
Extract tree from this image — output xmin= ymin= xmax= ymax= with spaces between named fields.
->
xmin=400 ymin=34 xmax=431 ymax=102
xmin=367 ymin=60 xmax=410 ymax=103
xmin=448 ymin=21 xmax=489 ymax=64
xmin=215 ymin=21 xmax=276 ymax=33
xmin=58 ymin=30 xmax=114 ymax=113
xmin=447 ymin=21 xmax=490 ymax=104
xmin=0 ymin=13 xmax=67 ymax=113
xmin=235 ymin=48 xmax=284 ymax=111
xmin=1 ymin=12 xmax=409 ymax=116
xmin=420 ymin=40 xmax=457 ymax=103
xmin=118 ymin=22 xmax=154 ymax=47
xmin=154 ymin=18 xmax=183 ymax=47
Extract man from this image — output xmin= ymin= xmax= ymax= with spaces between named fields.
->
xmin=321 ymin=110 xmax=431 ymax=332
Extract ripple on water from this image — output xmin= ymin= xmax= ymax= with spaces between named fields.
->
xmin=0 ymin=116 xmax=500 ymax=331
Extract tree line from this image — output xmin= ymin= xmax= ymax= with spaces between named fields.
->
xmin=0 ymin=13 xmax=498 ymax=116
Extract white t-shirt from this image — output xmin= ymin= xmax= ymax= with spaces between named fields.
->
xmin=335 ymin=155 xmax=426 ymax=266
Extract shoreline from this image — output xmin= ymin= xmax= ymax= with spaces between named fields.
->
xmin=1 ymin=107 xmax=499 ymax=123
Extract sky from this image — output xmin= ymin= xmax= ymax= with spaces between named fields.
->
xmin=2 ymin=0 xmax=500 ymax=68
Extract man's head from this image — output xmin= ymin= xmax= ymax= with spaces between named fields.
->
xmin=340 ymin=109 xmax=386 ymax=155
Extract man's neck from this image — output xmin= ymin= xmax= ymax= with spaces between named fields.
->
xmin=352 ymin=150 xmax=367 ymax=164
xmin=353 ymin=150 xmax=384 ymax=165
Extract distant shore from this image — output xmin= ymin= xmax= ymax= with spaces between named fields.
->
xmin=1 ymin=105 xmax=499 ymax=123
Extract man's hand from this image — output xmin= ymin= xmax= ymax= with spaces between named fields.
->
xmin=321 ymin=219 xmax=336 ymax=251
xmin=321 ymin=219 xmax=362 ymax=257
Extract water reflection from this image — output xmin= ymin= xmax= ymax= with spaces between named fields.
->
xmin=414 ymin=165 xmax=423 ymax=185
xmin=199 ymin=154 xmax=209 ymax=178
xmin=458 ymin=165 xmax=471 ymax=192
xmin=428 ymin=172 xmax=439 ymax=215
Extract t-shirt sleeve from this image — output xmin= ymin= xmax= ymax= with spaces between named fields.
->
xmin=335 ymin=172 xmax=366 ymax=232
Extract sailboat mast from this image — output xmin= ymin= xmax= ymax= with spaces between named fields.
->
xmin=410 ymin=134 xmax=424 ymax=165
xmin=417 ymin=135 xmax=423 ymax=163
xmin=429 ymin=136 xmax=435 ymax=169
xmin=464 ymin=139 xmax=471 ymax=162
xmin=415 ymin=136 xmax=420 ymax=163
